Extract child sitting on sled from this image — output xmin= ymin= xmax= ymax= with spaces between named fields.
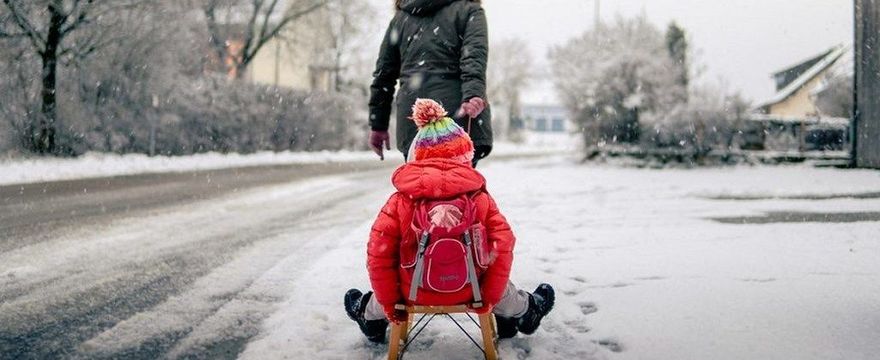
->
xmin=344 ymin=99 xmax=555 ymax=342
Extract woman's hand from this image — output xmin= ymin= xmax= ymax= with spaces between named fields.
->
xmin=456 ymin=97 xmax=486 ymax=120
xmin=369 ymin=130 xmax=391 ymax=160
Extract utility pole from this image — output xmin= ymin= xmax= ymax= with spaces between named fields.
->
xmin=149 ymin=95 xmax=159 ymax=157
xmin=853 ymin=0 xmax=880 ymax=168
xmin=593 ymin=0 xmax=601 ymax=29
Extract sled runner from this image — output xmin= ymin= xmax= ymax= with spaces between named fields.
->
xmin=387 ymin=304 xmax=498 ymax=360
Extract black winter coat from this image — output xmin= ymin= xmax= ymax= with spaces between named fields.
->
xmin=368 ymin=0 xmax=492 ymax=156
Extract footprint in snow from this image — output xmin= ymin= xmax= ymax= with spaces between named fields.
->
xmin=563 ymin=319 xmax=591 ymax=333
xmin=594 ymin=338 xmax=624 ymax=353
xmin=508 ymin=337 xmax=532 ymax=358
xmin=589 ymin=282 xmax=634 ymax=289
xmin=570 ymin=276 xmax=588 ymax=283
xmin=578 ymin=301 xmax=598 ymax=316
xmin=634 ymin=276 xmax=666 ymax=281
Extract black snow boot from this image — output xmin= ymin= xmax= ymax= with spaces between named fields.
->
xmin=517 ymin=283 xmax=555 ymax=335
xmin=344 ymin=289 xmax=388 ymax=343
xmin=495 ymin=315 xmax=519 ymax=339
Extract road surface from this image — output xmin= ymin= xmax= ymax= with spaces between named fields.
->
xmin=0 ymin=160 xmax=397 ymax=359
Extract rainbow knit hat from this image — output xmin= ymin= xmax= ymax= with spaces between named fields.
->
xmin=408 ymin=98 xmax=475 ymax=164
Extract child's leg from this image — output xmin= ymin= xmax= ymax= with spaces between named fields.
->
xmin=364 ymin=292 xmax=388 ymax=321
xmin=491 ymin=281 xmax=530 ymax=318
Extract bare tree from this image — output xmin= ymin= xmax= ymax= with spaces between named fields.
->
xmin=0 ymin=0 xmax=138 ymax=154
xmin=203 ymin=0 xmax=329 ymax=80
xmin=487 ymin=37 xmax=533 ymax=140
xmin=323 ymin=0 xmax=374 ymax=93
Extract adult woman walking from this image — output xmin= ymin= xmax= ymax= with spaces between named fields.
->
xmin=368 ymin=0 xmax=493 ymax=166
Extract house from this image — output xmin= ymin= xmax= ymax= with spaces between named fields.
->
xmin=518 ymin=104 xmax=570 ymax=133
xmin=248 ymin=12 xmax=339 ymax=92
xmin=757 ymin=45 xmax=849 ymax=118
xmin=749 ymin=45 xmax=852 ymax=151
xmin=204 ymin=2 xmax=344 ymax=92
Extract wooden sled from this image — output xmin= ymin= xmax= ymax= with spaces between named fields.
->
xmin=387 ymin=304 xmax=498 ymax=360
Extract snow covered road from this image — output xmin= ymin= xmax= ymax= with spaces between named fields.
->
xmin=0 ymin=160 xmax=396 ymax=359
xmin=2 ymin=156 xmax=879 ymax=359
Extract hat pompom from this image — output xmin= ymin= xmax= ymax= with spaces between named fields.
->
xmin=410 ymin=98 xmax=448 ymax=128
xmin=408 ymin=98 xmax=474 ymax=165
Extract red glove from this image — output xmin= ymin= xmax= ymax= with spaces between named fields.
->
xmin=384 ymin=305 xmax=409 ymax=324
xmin=456 ymin=97 xmax=486 ymax=120
xmin=369 ymin=130 xmax=391 ymax=160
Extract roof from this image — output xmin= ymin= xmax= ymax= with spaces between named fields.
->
xmin=757 ymin=45 xmax=848 ymax=111
xmin=811 ymin=46 xmax=854 ymax=96
xmin=771 ymin=48 xmax=835 ymax=91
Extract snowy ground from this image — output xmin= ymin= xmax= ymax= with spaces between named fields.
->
xmin=3 ymin=155 xmax=879 ymax=359
xmin=0 ymin=135 xmax=574 ymax=186
xmin=242 ymin=157 xmax=880 ymax=360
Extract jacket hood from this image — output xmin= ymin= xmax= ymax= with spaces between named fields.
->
xmin=392 ymin=158 xmax=485 ymax=199
xmin=398 ymin=0 xmax=458 ymax=16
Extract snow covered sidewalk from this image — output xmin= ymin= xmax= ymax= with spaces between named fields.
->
xmin=0 ymin=137 xmax=572 ymax=186
xmin=242 ymin=156 xmax=880 ymax=359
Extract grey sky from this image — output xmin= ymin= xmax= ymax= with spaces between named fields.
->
xmin=366 ymin=0 xmax=853 ymax=104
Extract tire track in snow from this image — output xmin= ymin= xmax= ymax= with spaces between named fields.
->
xmin=0 ymin=169 xmax=391 ymax=359
xmin=78 ymin=185 xmax=387 ymax=359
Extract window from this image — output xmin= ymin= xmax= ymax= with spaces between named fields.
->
xmin=535 ymin=118 xmax=548 ymax=131
xmin=552 ymin=118 xmax=565 ymax=132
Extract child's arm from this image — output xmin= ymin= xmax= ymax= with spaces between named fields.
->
xmin=367 ymin=193 xmax=404 ymax=316
xmin=479 ymin=193 xmax=515 ymax=308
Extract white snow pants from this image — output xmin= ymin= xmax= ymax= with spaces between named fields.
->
xmin=364 ymin=281 xmax=530 ymax=321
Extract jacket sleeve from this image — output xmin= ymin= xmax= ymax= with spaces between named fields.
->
xmin=367 ymin=193 xmax=404 ymax=307
xmin=368 ymin=17 xmax=402 ymax=131
xmin=459 ymin=5 xmax=488 ymax=102
xmin=479 ymin=193 xmax=515 ymax=307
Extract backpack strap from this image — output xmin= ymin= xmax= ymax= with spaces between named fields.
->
xmin=463 ymin=229 xmax=483 ymax=307
xmin=408 ymin=230 xmax=431 ymax=302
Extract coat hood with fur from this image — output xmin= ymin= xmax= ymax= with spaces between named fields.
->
xmin=398 ymin=0 xmax=461 ymax=16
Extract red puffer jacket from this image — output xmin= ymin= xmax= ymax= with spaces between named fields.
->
xmin=367 ymin=158 xmax=515 ymax=315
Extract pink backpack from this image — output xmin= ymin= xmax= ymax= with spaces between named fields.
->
xmin=402 ymin=193 xmax=490 ymax=307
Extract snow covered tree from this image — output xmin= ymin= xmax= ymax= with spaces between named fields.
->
xmin=813 ymin=72 xmax=853 ymax=119
xmin=0 ymin=0 xmax=371 ymax=156
xmin=642 ymin=84 xmax=750 ymax=154
xmin=70 ymin=1 xmax=202 ymax=155
xmin=288 ymin=0 xmax=376 ymax=94
xmin=202 ymin=0 xmax=329 ymax=80
xmin=665 ymin=22 xmax=689 ymax=103
xmin=0 ymin=0 xmax=142 ymax=155
xmin=487 ymin=37 xmax=533 ymax=141
xmin=552 ymin=16 xmax=751 ymax=160
xmin=550 ymin=16 xmax=679 ymax=149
